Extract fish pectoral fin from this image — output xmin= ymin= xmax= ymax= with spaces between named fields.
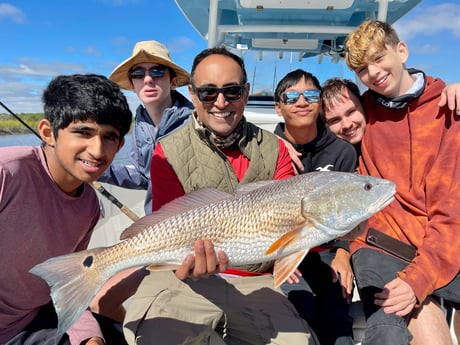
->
xmin=273 ymin=250 xmax=309 ymax=288
xmin=265 ymin=223 xmax=306 ymax=255
xmin=146 ymin=264 xmax=181 ymax=271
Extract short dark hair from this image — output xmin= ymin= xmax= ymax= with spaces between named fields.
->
xmin=42 ymin=74 xmax=132 ymax=140
xmin=274 ymin=69 xmax=321 ymax=102
xmin=321 ymin=78 xmax=363 ymax=114
xmin=190 ymin=47 xmax=247 ymax=86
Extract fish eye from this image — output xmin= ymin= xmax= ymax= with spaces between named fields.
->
xmin=364 ymin=183 xmax=373 ymax=191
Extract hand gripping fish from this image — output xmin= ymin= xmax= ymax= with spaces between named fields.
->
xmin=30 ymin=171 xmax=395 ymax=336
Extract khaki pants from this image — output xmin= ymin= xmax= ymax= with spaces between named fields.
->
xmin=123 ymin=271 xmax=316 ymax=345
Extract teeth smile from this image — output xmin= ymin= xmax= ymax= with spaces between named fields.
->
xmin=376 ymin=75 xmax=388 ymax=86
xmin=82 ymin=160 xmax=101 ymax=167
xmin=212 ymin=112 xmax=231 ymax=118
xmin=344 ymin=129 xmax=356 ymax=136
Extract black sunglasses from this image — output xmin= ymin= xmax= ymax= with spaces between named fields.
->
xmin=281 ymin=89 xmax=321 ymax=104
xmin=192 ymin=84 xmax=247 ymax=103
xmin=129 ymin=67 xmax=166 ymax=79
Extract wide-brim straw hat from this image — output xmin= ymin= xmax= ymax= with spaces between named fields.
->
xmin=110 ymin=40 xmax=190 ymax=90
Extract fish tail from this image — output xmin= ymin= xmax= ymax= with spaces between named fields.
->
xmin=29 ymin=248 xmax=107 ymax=336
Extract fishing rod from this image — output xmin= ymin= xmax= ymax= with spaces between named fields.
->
xmin=0 ymin=100 xmax=140 ymax=222
xmin=0 ymin=100 xmax=39 ymax=138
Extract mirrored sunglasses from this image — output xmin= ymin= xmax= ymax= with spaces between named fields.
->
xmin=129 ymin=67 xmax=166 ymax=79
xmin=193 ymin=84 xmax=247 ymax=103
xmin=281 ymin=89 xmax=321 ymax=104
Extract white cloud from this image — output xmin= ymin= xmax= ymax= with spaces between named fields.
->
xmin=84 ymin=45 xmax=102 ymax=57
xmin=408 ymin=43 xmax=441 ymax=55
xmin=111 ymin=36 xmax=130 ymax=46
xmin=99 ymin=0 xmax=142 ymax=6
xmin=0 ymin=59 xmax=87 ymax=76
xmin=0 ymin=59 xmax=91 ymax=114
xmin=0 ymin=3 xmax=26 ymax=23
xmin=394 ymin=3 xmax=460 ymax=40
xmin=164 ymin=36 xmax=197 ymax=53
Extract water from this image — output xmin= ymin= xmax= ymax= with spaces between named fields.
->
xmin=0 ymin=133 xmax=132 ymax=165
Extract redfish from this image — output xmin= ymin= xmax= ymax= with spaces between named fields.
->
xmin=30 ymin=171 xmax=395 ymax=336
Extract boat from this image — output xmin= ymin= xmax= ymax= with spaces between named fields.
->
xmin=174 ymin=0 xmax=422 ymax=62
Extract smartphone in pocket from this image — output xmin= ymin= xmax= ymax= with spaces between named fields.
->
xmin=366 ymin=228 xmax=416 ymax=263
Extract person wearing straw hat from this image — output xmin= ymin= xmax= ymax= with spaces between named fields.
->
xmin=99 ymin=40 xmax=193 ymax=215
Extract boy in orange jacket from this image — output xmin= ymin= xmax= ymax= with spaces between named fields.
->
xmin=345 ymin=20 xmax=460 ymax=344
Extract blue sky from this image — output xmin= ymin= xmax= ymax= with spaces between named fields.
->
xmin=0 ymin=0 xmax=459 ymax=114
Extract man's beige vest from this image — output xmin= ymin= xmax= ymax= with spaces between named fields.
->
xmin=160 ymin=116 xmax=281 ymax=272
xmin=160 ymin=117 xmax=280 ymax=194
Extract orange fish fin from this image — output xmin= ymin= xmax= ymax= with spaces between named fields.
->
xmin=265 ymin=222 xmax=306 ymax=255
xmin=273 ymin=250 xmax=309 ymax=288
xmin=146 ymin=264 xmax=181 ymax=271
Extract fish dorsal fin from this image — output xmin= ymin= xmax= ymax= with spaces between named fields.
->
xmin=157 ymin=188 xmax=233 ymax=216
xmin=236 ymin=179 xmax=276 ymax=194
xmin=120 ymin=188 xmax=232 ymax=240
xmin=264 ymin=221 xmax=307 ymax=255
xmin=273 ymin=250 xmax=309 ymax=288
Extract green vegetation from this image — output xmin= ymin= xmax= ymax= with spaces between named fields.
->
xmin=0 ymin=112 xmax=135 ymax=136
xmin=0 ymin=113 xmax=43 ymax=135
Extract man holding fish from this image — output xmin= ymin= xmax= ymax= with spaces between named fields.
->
xmin=123 ymin=46 xmax=316 ymax=345
xmin=28 ymin=48 xmax=396 ymax=345
xmin=116 ymin=47 xmax=392 ymax=344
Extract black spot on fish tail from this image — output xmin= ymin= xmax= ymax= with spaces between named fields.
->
xmin=83 ymin=256 xmax=93 ymax=268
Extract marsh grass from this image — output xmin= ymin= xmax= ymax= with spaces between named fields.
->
xmin=0 ymin=113 xmax=42 ymax=135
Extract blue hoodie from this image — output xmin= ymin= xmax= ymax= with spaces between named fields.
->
xmin=99 ymin=90 xmax=193 ymax=214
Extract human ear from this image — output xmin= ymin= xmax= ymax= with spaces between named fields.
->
xmin=274 ymin=102 xmax=284 ymax=118
xmin=117 ymin=138 xmax=125 ymax=152
xmin=170 ymin=77 xmax=179 ymax=90
xmin=242 ymin=82 xmax=250 ymax=103
xmin=397 ymin=41 xmax=409 ymax=63
xmin=37 ymin=119 xmax=56 ymax=147
xmin=188 ymin=84 xmax=199 ymax=108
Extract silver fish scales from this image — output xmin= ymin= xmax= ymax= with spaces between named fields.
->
xmin=30 ymin=171 xmax=396 ymax=336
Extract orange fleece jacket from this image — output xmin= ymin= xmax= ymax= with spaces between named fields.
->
xmin=351 ymin=75 xmax=460 ymax=304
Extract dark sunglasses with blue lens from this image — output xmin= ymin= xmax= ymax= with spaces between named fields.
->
xmin=129 ymin=66 xmax=166 ymax=79
xmin=281 ymin=89 xmax=321 ymax=104
xmin=192 ymin=84 xmax=247 ymax=103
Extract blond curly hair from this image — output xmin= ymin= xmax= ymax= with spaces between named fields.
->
xmin=344 ymin=20 xmax=400 ymax=70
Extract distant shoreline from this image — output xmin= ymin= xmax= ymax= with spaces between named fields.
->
xmin=0 ymin=113 xmax=41 ymax=136
xmin=0 ymin=127 xmax=38 ymax=136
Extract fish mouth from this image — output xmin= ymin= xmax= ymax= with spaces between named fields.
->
xmin=368 ymin=191 xmax=395 ymax=214
xmin=325 ymin=195 xmax=394 ymax=237
xmin=312 ymin=187 xmax=396 ymax=235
